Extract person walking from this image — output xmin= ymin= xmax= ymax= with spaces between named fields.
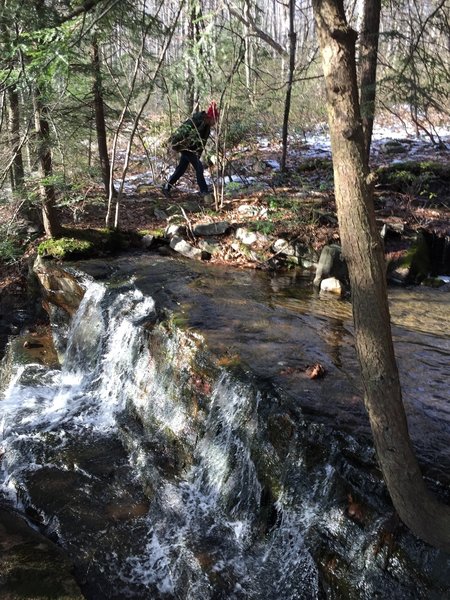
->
xmin=162 ymin=101 xmax=219 ymax=197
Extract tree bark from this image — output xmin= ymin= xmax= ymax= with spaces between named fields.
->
xmin=91 ymin=35 xmax=115 ymax=197
xmin=31 ymin=0 xmax=62 ymax=238
xmin=33 ymin=87 xmax=62 ymax=238
xmin=8 ymin=88 xmax=25 ymax=191
xmin=281 ymin=0 xmax=297 ymax=172
xmin=359 ymin=0 xmax=381 ymax=162
xmin=1 ymin=18 xmax=25 ymax=192
xmin=312 ymin=0 xmax=450 ymax=552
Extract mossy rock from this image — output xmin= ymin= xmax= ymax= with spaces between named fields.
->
xmin=37 ymin=228 xmax=145 ymax=260
xmin=376 ymin=161 xmax=450 ymax=198
xmin=297 ymin=158 xmax=333 ymax=172
xmin=421 ymin=277 xmax=446 ymax=288
xmin=401 ymin=230 xmax=431 ymax=283
xmin=38 ymin=237 xmax=93 ymax=259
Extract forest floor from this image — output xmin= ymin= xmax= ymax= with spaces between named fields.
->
xmin=1 ymin=125 xmax=450 ymax=337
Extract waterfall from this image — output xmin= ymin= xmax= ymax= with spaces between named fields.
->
xmin=120 ymin=374 xmax=319 ymax=599
xmin=0 ymin=279 xmax=319 ymax=599
xmin=1 ymin=270 xmax=448 ymax=599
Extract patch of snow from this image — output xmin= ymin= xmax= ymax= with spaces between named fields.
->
xmin=266 ymin=159 xmax=281 ymax=170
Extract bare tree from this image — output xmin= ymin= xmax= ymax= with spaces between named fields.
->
xmin=91 ymin=33 xmax=116 ymax=197
xmin=281 ymin=0 xmax=297 ymax=172
xmin=33 ymin=85 xmax=62 ymax=237
xmin=312 ymin=0 xmax=450 ymax=552
xmin=359 ymin=0 xmax=381 ymax=161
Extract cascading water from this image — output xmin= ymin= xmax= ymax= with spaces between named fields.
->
xmin=1 ymin=264 xmax=449 ymax=599
xmin=0 ymin=278 xmax=319 ymax=598
xmin=120 ymin=373 xmax=319 ymax=599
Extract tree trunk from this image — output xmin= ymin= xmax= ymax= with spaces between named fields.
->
xmin=280 ymin=0 xmax=296 ymax=172
xmin=185 ymin=0 xmax=202 ymax=113
xmin=33 ymin=88 xmax=62 ymax=238
xmin=91 ymin=35 xmax=115 ymax=197
xmin=1 ymin=19 xmax=25 ymax=192
xmin=186 ymin=9 xmax=196 ymax=113
xmin=312 ymin=0 xmax=450 ymax=552
xmin=8 ymin=88 xmax=25 ymax=191
xmin=359 ymin=0 xmax=381 ymax=162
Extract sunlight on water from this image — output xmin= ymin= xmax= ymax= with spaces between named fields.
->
xmin=119 ymin=371 xmax=321 ymax=599
xmin=0 ymin=282 xmax=157 ymax=497
xmin=1 ymin=262 xmax=448 ymax=599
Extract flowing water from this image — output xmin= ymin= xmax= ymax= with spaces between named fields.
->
xmin=0 ymin=254 xmax=449 ymax=598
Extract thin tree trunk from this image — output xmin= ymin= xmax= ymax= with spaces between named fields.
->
xmin=359 ymin=0 xmax=381 ymax=162
xmin=186 ymin=2 xmax=196 ymax=113
xmin=106 ymin=0 xmax=185 ymax=229
xmin=91 ymin=35 xmax=115 ymax=197
xmin=33 ymin=87 xmax=62 ymax=238
xmin=312 ymin=0 xmax=450 ymax=552
xmin=31 ymin=0 xmax=62 ymax=237
xmin=244 ymin=0 xmax=252 ymax=93
xmin=8 ymin=89 xmax=25 ymax=190
xmin=1 ymin=18 xmax=25 ymax=192
xmin=281 ymin=0 xmax=297 ymax=172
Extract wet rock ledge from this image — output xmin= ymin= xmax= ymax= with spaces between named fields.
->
xmin=0 ymin=506 xmax=84 ymax=599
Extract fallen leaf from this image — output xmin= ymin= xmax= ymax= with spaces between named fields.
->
xmin=305 ymin=363 xmax=326 ymax=379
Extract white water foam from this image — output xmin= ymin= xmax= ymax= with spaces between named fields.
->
xmin=121 ymin=373 xmax=319 ymax=599
xmin=0 ymin=282 xmax=156 ymax=498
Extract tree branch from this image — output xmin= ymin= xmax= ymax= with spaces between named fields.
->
xmin=226 ymin=2 xmax=288 ymax=57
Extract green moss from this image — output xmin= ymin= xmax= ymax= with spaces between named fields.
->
xmin=421 ymin=277 xmax=445 ymax=288
xmin=402 ymin=231 xmax=430 ymax=282
xmin=376 ymin=161 xmax=450 ymax=197
xmin=37 ymin=228 xmax=145 ymax=260
xmin=138 ymin=228 xmax=165 ymax=238
xmin=38 ymin=237 xmax=93 ymax=259
xmin=297 ymin=158 xmax=333 ymax=172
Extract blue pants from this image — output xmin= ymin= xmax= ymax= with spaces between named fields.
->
xmin=167 ymin=151 xmax=208 ymax=193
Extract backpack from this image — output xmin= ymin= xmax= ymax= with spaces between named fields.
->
xmin=169 ymin=112 xmax=210 ymax=154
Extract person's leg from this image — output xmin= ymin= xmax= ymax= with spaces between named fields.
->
xmin=186 ymin=151 xmax=209 ymax=193
xmin=166 ymin=152 xmax=190 ymax=190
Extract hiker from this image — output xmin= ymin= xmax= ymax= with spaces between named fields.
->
xmin=162 ymin=101 xmax=219 ymax=196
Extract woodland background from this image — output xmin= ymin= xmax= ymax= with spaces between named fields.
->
xmin=0 ymin=0 xmax=449 ymax=249
xmin=1 ymin=0 xmax=450 ymax=555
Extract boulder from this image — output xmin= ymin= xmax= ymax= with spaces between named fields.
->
xmin=273 ymin=240 xmax=319 ymax=269
xmin=0 ymin=507 xmax=84 ymax=599
xmin=193 ymin=221 xmax=230 ymax=236
xmin=33 ymin=256 xmax=85 ymax=317
xmin=313 ymin=244 xmax=348 ymax=288
xmin=141 ymin=234 xmax=155 ymax=249
xmin=165 ymin=223 xmax=185 ymax=238
xmin=236 ymin=228 xmax=258 ymax=246
xmin=237 ymin=204 xmax=259 ymax=217
xmin=320 ymin=277 xmax=343 ymax=295
xmin=273 ymin=238 xmax=295 ymax=257
xmin=379 ymin=139 xmax=409 ymax=155
xmin=170 ymin=236 xmax=209 ymax=261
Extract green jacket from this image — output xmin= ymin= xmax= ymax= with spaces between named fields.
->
xmin=169 ymin=111 xmax=211 ymax=155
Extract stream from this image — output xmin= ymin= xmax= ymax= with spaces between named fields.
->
xmin=0 ymin=253 xmax=449 ymax=598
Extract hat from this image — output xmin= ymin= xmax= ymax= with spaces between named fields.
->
xmin=206 ymin=101 xmax=219 ymax=122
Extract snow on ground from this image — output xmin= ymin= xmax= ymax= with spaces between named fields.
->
xmin=123 ymin=119 xmax=450 ymax=195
